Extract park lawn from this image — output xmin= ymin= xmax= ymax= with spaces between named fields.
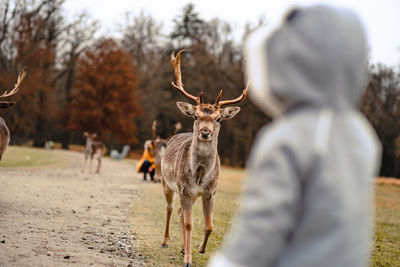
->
xmin=2 ymin=147 xmax=398 ymax=266
xmin=372 ymin=184 xmax=400 ymax=266
xmin=130 ymin=169 xmax=400 ymax=267
xmin=0 ymin=146 xmax=71 ymax=168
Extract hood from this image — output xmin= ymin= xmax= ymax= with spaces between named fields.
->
xmin=244 ymin=5 xmax=368 ymax=117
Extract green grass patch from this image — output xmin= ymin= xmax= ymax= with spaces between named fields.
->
xmin=0 ymin=146 xmax=71 ymax=168
xmin=372 ymin=184 xmax=400 ymax=266
xmin=129 ymin=166 xmax=245 ymax=266
xmin=130 ymin=172 xmax=400 ymax=266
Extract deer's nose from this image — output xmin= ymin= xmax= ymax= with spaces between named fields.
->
xmin=200 ymin=127 xmax=211 ymax=139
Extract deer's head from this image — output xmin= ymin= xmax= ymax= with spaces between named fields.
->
xmin=0 ymin=68 xmax=26 ymax=109
xmin=83 ymin=132 xmax=98 ymax=144
xmin=171 ymin=50 xmax=247 ymax=142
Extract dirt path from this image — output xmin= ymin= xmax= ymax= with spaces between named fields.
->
xmin=0 ymin=150 xmax=147 ymax=266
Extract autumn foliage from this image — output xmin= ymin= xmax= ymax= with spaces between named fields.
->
xmin=1 ymin=1 xmax=400 ymax=175
xmin=0 ymin=6 xmax=59 ymax=146
xmin=67 ymin=39 xmax=142 ymax=144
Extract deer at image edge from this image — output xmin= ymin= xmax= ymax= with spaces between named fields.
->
xmin=0 ymin=68 xmax=26 ymax=161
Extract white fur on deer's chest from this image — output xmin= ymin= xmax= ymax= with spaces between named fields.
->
xmin=186 ymin=174 xmax=212 ymax=197
xmin=186 ymin=165 xmax=212 ymax=195
xmin=188 ymin=183 xmax=205 ymax=197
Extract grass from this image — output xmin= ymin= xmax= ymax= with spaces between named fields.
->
xmin=2 ymin=147 xmax=399 ymax=266
xmin=130 ymin=170 xmax=400 ymax=267
xmin=129 ymin=166 xmax=245 ymax=266
xmin=0 ymin=145 xmax=71 ymax=168
xmin=372 ymin=184 xmax=400 ymax=266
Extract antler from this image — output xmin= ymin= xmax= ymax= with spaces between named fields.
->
xmin=215 ymin=81 xmax=249 ymax=106
xmin=174 ymin=121 xmax=182 ymax=135
xmin=152 ymin=120 xmax=158 ymax=140
xmin=171 ymin=50 xmax=203 ymax=104
xmin=0 ymin=67 xmax=27 ymax=99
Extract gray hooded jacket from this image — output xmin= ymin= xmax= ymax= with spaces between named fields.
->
xmin=209 ymin=5 xmax=381 ymax=267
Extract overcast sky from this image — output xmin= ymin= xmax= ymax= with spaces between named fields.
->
xmin=63 ymin=0 xmax=400 ymax=67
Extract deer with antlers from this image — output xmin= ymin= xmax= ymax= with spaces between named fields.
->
xmin=0 ymin=68 xmax=26 ymax=161
xmin=161 ymin=50 xmax=247 ymax=267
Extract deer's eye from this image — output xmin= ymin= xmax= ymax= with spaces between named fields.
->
xmin=216 ymin=117 xmax=221 ymax=122
xmin=194 ymin=114 xmax=198 ymax=120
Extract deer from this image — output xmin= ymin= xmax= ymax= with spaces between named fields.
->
xmin=0 ymin=68 xmax=26 ymax=161
xmin=161 ymin=50 xmax=247 ymax=267
xmin=81 ymin=132 xmax=105 ymax=174
xmin=151 ymin=120 xmax=182 ymax=182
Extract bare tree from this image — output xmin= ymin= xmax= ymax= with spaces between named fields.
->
xmin=361 ymin=64 xmax=400 ymax=176
xmin=56 ymin=13 xmax=98 ymax=148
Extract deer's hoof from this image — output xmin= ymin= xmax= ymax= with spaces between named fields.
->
xmin=183 ymin=263 xmax=192 ymax=267
xmin=161 ymin=244 xmax=168 ymax=248
xmin=197 ymin=246 xmax=206 ymax=254
xmin=180 ymin=249 xmax=185 ymax=255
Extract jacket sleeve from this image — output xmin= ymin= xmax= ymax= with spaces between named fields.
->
xmin=210 ymin=139 xmax=302 ymax=267
xmin=136 ymin=158 xmax=144 ymax=172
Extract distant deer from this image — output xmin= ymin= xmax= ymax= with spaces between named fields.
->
xmin=161 ymin=50 xmax=247 ymax=267
xmin=82 ymin=132 xmax=105 ymax=173
xmin=0 ymin=68 xmax=26 ymax=161
xmin=152 ymin=120 xmax=182 ymax=182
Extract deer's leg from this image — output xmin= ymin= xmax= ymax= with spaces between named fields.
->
xmin=95 ymin=150 xmax=102 ymax=173
xmin=161 ymin=178 xmax=175 ymax=248
xmin=198 ymin=194 xmax=214 ymax=253
xmin=81 ymin=154 xmax=88 ymax=173
xmin=180 ymin=196 xmax=193 ymax=267
xmin=89 ymin=154 xmax=94 ymax=173
xmin=155 ymin=165 xmax=161 ymax=182
xmin=178 ymin=207 xmax=185 ymax=254
xmin=95 ymin=156 xmax=101 ymax=173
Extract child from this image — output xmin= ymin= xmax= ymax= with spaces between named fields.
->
xmin=136 ymin=140 xmax=156 ymax=181
xmin=209 ymin=5 xmax=381 ymax=267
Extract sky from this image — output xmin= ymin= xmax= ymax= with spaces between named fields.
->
xmin=63 ymin=0 xmax=400 ymax=67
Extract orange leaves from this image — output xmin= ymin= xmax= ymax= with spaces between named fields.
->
xmin=67 ymin=39 xmax=142 ymax=144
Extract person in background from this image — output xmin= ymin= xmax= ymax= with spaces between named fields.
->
xmin=209 ymin=4 xmax=381 ymax=267
xmin=136 ymin=140 xmax=156 ymax=181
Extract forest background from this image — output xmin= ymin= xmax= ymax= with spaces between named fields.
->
xmin=1 ymin=0 xmax=399 ymax=177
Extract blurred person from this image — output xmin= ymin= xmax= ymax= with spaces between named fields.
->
xmin=136 ymin=140 xmax=156 ymax=181
xmin=209 ymin=4 xmax=381 ymax=267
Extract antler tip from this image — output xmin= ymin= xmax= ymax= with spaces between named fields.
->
xmin=171 ymin=51 xmax=176 ymax=62
xmin=0 ymin=67 xmax=26 ymax=99
xmin=198 ymin=91 xmax=204 ymax=104
xmin=176 ymin=49 xmax=185 ymax=61
xmin=214 ymin=90 xmax=223 ymax=105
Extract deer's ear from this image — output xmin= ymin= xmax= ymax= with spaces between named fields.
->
xmin=92 ymin=133 xmax=97 ymax=138
xmin=83 ymin=132 xmax=89 ymax=137
xmin=220 ymin=107 xmax=241 ymax=120
xmin=0 ymin=101 xmax=15 ymax=109
xmin=176 ymin=102 xmax=196 ymax=117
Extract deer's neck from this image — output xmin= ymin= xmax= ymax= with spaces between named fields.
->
xmin=84 ymin=140 xmax=93 ymax=153
xmin=189 ymin=135 xmax=218 ymax=174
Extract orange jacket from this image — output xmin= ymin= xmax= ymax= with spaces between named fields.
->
xmin=136 ymin=147 xmax=156 ymax=172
